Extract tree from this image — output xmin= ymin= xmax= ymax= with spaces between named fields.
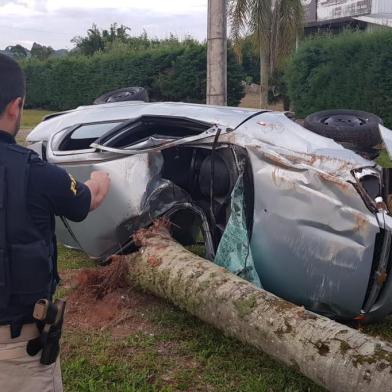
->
xmin=229 ymin=0 xmax=303 ymax=108
xmin=71 ymin=24 xmax=105 ymax=55
xmin=6 ymin=44 xmax=28 ymax=59
xmin=30 ymin=42 xmax=54 ymax=60
xmin=71 ymin=23 xmax=131 ymax=55
xmin=85 ymin=223 xmax=392 ymax=391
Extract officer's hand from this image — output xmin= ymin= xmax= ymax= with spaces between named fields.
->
xmin=85 ymin=171 xmax=110 ymax=211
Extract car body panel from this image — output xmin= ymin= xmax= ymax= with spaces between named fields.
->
xmin=27 ymin=101 xmax=263 ymax=143
xmin=54 ymin=153 xmax=165 ymax=258
xmin=219 ymin=113 xmax=380 ymax=318
xmin=29 ymin=101 xmax=392 ymax=321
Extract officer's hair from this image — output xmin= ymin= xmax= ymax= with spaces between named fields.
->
xmin=0 ymin=53 xmax=26 ymax=116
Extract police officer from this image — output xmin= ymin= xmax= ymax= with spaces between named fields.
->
xmin=0 ymin=54 xmax=110 ymax=391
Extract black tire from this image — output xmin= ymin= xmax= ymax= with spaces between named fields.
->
xmin=93 ymin=87 xmax=149 ymax=105
xmin=304 ymin=109 xmax=383 ymax=149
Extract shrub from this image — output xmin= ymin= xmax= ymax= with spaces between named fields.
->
xmin=285 ymin=30 xmax=392 ymax=127
xmin=22 ymin=43 xmax=245 ymax=111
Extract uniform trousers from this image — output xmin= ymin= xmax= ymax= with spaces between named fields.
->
xmin=0 ymin=323 xmax=63 ymax=392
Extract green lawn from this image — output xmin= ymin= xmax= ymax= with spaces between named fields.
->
xmin=57 ymin=245 xmax=323 ymax=392
xmin=377 ymin=150 xmax=392 ymax=168
xmin=21 ymin=109 xmax=56 ymax=129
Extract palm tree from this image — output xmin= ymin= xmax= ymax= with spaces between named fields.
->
xmin=229 ymin=0 xmax=303 ymax=108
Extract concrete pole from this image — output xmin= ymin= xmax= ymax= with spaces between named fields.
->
xmin=207 ymin=0 xmax=227 ymax=106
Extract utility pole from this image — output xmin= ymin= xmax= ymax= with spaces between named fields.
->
xmin=207 ymin=0 xmax=227 ymax=106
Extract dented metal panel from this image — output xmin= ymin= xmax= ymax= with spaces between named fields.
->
xmin=231 ymin=112 xmax=380 ymax=318
xmin=248 ymin=147 xmax=378 ymax=318
xmin=56 ymin=152 xmax=165 ymax=258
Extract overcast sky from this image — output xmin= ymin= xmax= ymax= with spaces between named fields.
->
xmin=0 ymin=0 xmax=208 ymax=50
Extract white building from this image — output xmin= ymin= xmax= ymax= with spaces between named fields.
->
xmin=303 ymin=0 xmax=392 ymax=33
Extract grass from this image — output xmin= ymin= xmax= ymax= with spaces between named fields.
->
xmin=57 ymin=245 xmax=96 ymax=271
xmin=56 ymin=241 xmax=392 ymax=391
xmin=57 ymin=239 xmax=322 ymax=391
xmin=21 ymin=109 xmax=55 ymax=129
xmin=61 ymin=319 xmax=322 ymax=392
xmin=376 ymin=150 xmax=392 ymax=168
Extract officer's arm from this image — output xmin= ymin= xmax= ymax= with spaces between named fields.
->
xmin=84 ymin=171 xmax=110 ymax=211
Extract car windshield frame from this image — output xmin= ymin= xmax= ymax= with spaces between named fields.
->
xmin=49 ymin=119 xmax=127 ymax=156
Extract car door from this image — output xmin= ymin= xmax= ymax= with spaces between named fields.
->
xmin=46 ymin=117 xmax=225 ymax=260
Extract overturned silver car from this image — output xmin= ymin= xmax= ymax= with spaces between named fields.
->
xmin=27 ymin=101 xmax=392 ymax=322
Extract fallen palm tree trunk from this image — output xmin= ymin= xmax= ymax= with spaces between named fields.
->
xmin=107 ymin=223 xmax=392 ymax=391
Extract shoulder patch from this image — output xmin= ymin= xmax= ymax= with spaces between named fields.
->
xmin=69 ymin=174 xmax=77 ymax=196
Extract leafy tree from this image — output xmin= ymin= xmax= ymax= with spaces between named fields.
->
xmin=71 ymin=24 xmax=105 ymax=55
xmin=6 ymin=44 xmax=28 ymax=59
xmin=229 ymin=0 xmax=303 ymax=107
xmin=30 ymin=42 xmax=54 ymax=60
xmin=71 ymin=23 xmax=131 ymax=55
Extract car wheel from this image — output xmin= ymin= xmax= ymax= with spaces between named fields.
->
xmin=304 ymin=109 xmax=383 ymax=149
xmin=93 ymin=87 xmax=149 ymax=105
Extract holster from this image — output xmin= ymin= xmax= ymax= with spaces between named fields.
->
xmin=27 ymin=299 xmax=66 ymax=365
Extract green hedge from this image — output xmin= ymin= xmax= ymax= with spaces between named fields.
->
xmin=285 ymin=30 xmax=392 ymax=127
xmin=22 ymin=44 xmax=245 ymax=111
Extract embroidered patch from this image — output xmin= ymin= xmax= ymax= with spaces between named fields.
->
xmin=69 ymin=174 xmax=77 ymax=196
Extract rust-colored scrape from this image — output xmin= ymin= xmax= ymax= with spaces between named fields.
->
xmin=317 ymin=172 xmax=351 ymax=193
xmin=377 ymin=271 xmax=388 ymax=286
xmin=307 ymin=154 xmax=350 ymax=171
xmin=266 ymin=153 xmax=293 ymax=169
xmin=271 ymin=168 xmax=296 ymax=190
xmin=271 ymin=167 xmax=280 ymax=186
xmin=354 ymin=213 xmax=370 ymax=234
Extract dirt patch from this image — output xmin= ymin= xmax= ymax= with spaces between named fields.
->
xmin=239 ymin=90 xmax=284 ymax=111
xmin=61 ymin=261 xmax=161 ymax=334
xmin=75 ymin=255 xmax=129 ymax=299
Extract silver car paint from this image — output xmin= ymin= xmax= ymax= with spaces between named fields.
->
xmin=29 ymin=102 xmax=392 ymax=319
xmin=221 ymin=113 xmax=382 ymax=318
xmin=27 ymin=101 xmax=261 ymax=143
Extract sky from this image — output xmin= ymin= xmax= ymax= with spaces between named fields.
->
xmin=0 ymin=0 xmax=208 ymax=50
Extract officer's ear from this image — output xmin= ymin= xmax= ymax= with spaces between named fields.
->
xmin=6 ymin=97 xmax=23 ymax=119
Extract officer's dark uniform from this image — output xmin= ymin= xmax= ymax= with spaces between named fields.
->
xmin=0 ymin=130 xmax=91 ymax=337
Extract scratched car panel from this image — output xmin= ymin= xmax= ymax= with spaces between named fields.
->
xmin=27 ymin=101 xmax=392 ymax=322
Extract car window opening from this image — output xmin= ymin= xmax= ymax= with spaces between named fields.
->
xmin=160 ymin=145 xmax=254 ymax=259
xmin=58 ymin=122 xmax=122 ymax=151
xmin=102 ymin=116 xmax=212 ymax=149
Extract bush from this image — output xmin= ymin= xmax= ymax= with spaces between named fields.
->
xmin=285 ymin=30 xmax=392 ymax=127
xmin=22 ymin=43 xmax=245 ymax=111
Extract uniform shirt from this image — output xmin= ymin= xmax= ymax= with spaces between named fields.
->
xmin=0 ymin=130 xmax=91 ymax=326
xmin=0 ymin=130 xmax=91 ymax=237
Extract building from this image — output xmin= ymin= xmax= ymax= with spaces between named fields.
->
xmin=303 ymin=0 xmax=392 ymax=34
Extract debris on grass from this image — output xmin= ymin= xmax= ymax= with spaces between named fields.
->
xmin=75 ymin=255 xmax=129 ymax=300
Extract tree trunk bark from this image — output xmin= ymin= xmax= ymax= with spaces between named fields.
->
xmin=126 ymin=225 xmax=392 ymax=392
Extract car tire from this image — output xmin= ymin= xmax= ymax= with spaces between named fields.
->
xmin=93 ymin=87 xmax=149 ymax=105
xmin=304 ymin=109 xmax=383 ymax=149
